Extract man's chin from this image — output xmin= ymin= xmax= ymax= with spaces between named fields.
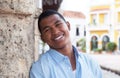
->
xmin=50 ymin=45 xmax=66 ymax=50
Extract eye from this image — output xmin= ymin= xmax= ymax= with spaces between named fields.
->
xmin=43 ymin=27 xmax=50 ymax=33
xmin=56 ymin=23 xmax=62 ymax=27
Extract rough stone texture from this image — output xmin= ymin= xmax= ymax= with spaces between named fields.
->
xmin=0 ymin=0 xmax=36 ymax=15
xmin=0 ymin=0 xmax=38 ymax=77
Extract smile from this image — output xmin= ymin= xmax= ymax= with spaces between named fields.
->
xmin=54 ymin=34 xmax=64 ymax=41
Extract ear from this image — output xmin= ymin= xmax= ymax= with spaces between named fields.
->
xmin=66 ymin=21 xmax=70 ymax=30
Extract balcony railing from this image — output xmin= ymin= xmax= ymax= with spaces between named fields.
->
xmin=88 ymin=24 xmax=111 ymax=31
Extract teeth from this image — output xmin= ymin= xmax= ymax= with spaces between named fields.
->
xmin=54 ymin=35 xmax=63 ymax=40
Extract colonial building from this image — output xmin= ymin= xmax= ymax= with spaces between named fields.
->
xmin=87 ymin=0 xmax=120 ymax=53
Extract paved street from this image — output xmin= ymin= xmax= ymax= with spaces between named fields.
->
xmin=102 ymin=70 xmax=120 ymax=78
xmin=90 ymin=54 xmax=120 ymax=78
xmin=90 ymin=54 xmax=120 ymax=72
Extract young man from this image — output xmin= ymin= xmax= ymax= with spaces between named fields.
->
xmin=30 ymin=10 xmax=102 ymax=78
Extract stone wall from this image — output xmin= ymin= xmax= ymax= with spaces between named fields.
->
xmin=0 ymin=0 xmax=39 ymax=77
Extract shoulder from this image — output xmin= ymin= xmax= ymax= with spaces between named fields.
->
xmin=78 ymin=52 xmax=102 ymax=77
xmin=78 ymin=52 xmax=102 ymax=74
xmin=78 ymin=52 xmax=99 ymax=68
xmin=78 ymin=52 xmax=93 ymax=61
xmin=34 ymin=51 xmax=51 ymax=67
xmin=73 ymin=46 xmax=95 ymax=63
xmin=30 ymin=51 xmax=51 ymax=77
xmin=30 ymin=52 xmax=49 ymax=67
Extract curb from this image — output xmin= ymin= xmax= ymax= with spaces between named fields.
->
xmin=100 ymin=65 xmax=120 ymax=76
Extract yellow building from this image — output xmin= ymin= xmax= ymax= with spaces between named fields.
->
xmin=87 ymin=0 xmax=120 ymax=53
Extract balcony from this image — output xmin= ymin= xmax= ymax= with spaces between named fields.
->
xmin=88 ymin=24 xmax=111 ymax=31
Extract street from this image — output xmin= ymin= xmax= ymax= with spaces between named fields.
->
xmin=102 ymin=69 xmax=120 ymax=78
xmin=90 ymin=54 xmax=120 ymax=78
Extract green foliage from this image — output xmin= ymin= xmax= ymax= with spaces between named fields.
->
xmin=77 ymin=38 xmax=86 ymax=52
xmin=106 ymin=42 xmax=117 ymax=52
xmin=93 ymin=48 xmax=102 ymax=53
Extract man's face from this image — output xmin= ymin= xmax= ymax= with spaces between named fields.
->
xmin=40 ymin=14 xmax=71 ymax=50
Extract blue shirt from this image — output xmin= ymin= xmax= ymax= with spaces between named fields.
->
xmin=30 ymin=46 xmax=102 ymax=78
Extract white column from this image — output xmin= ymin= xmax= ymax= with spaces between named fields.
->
xmin=110 ymin=0 xmax=115 ymax=42
xmin=86 ymin=24 xmax=91 ymax=53
xmin=96 ymin=13 xmax=99 ymax=25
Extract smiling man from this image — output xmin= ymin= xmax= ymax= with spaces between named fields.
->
xmin=30 ymin=10 xmax=102 ymax=78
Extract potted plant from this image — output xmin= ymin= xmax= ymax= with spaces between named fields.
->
xmin=93 ymin=48 xmax=102 ymax=54
xmin=105 ymin=42 xmax=117 ymax=53
xmin=77 ymin=38 xmax=86 ymax=52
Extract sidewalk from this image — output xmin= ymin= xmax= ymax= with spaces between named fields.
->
xmin=90 ymin=54 xmax=120 ymax=75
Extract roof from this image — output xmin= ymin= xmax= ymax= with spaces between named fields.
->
xmin=90 ymin=5 xmax=110 ymax=12
xmin=63 ymin=10 xmax=85 ymax=19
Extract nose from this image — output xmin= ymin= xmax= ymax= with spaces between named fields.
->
xmin=51 ymin=27 xmax=59 ymax=34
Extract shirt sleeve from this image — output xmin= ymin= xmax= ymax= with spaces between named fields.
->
xmin=29 ymin=62 xmax=44 ymax=78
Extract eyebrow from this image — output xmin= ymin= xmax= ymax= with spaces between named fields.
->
xmin=41 ymin=20 xmax=62 ymax=31
xmin=54 ymin=20 xmax=62 ymax=24
xmin=42 ymin=26 xmax=49 ymax=31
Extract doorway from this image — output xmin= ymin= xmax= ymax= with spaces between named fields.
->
xmin=102 ymin=35 xmax=110 ymax=51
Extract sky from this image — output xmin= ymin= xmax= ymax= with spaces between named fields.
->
xmin=60 ymin=0 xmax=113 ymax=16
xmin=38 ymin=0 xmax=113 ymax=21
xmin=60 ymin=0 xmax=91 ymax=24
xmin=60 ymin=0 xmax=90 ymax=16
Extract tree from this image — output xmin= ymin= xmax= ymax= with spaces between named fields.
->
xmin=42 ymin=0 xmax=63 ymax=11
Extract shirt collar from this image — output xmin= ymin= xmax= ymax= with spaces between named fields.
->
xmin=48 ymin=45 xmax=79 ymax=63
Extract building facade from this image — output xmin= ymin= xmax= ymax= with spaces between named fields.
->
xmin=62 ymin=10 xmax=86 ymax=47
xmin=87 ymin=0 xmax=120 ymax=53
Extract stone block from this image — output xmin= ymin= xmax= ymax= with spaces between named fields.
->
xmin=0 ymin=14 xmax=34 ymax=77
xmin=0 ymin=0 xmax=36 ymax=15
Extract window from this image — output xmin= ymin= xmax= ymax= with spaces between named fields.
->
xmin=84 ymin=26 xmax=86 ymax=36
xmin=99 ymin=13 xmax=108 ymax=25
xmin=76 ymin=27 xmax=79 ymax=36
xmin=102 ymin=35 xmax=110 ymax=51
xmin=99 ymin=14 xmax=104 ymax=25
xmin=92 ymin=14 xmax=97 ymax=25
xmin=91 ymin=36 xmax=98 ymax=50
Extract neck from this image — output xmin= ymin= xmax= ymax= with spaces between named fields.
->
xmin=55 ymin=44 xmax=76 ymax=70
xmin=57 ymin=44 xmax=73 ymax=57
